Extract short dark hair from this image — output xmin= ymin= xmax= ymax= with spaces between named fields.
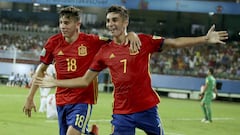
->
xmin=106 ymin=5 xmax=129 ymax=21
xmin=209 ymin=68 xmax=214 ymax=75
xmin=59 ymin=6 xmax=81 ymax=22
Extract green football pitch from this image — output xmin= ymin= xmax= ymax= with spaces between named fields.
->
xmin=0 ymin=85 xmax=239 ymax=135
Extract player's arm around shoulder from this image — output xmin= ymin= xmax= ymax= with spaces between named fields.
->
xmin=126 ymin=32 xmax=141 ymax=53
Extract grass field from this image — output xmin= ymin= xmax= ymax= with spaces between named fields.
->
xmin=0 ymin=85 xmax=240 ymax=135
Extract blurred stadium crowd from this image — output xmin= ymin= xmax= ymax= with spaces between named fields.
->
xmin=0 ymin=19 xmax=239 ymax=80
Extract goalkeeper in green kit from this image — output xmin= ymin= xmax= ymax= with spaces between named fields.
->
xmin=200 ymin=68 xmax=218 ymax=123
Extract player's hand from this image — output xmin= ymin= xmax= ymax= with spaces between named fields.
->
xmin=205 ymin=24 xmax=228 ymax=44
xmin=125 ymin=32 xmax=141 ymax=53
xmin=23 ymin=98 xmax=36 ymax=117
xmin=34 ymin=75 xmax=56 ymax=88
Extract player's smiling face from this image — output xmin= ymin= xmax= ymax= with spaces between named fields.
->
xmin=106 ymin=12 xmax=128 ymax=37
xmin=59 ymin=16 xmax=79 ymax=38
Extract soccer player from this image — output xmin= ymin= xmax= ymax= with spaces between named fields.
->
xmin=200 ymin=68 xmax=218 ymax=123
xmin=35 ymin=5 xmax=228 ymax=135
xmin=22 ymin=6 xmax=140 ymax=135
xmin=7 ymin=72 xmax=15 ymax=87
xmin=38 ymin=64 xmax=55 ymax=113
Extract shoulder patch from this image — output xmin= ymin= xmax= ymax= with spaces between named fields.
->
xmin=99 ymin=36 xmax=109 ymax=41
xmin=152 ymin=35 xmax=162 ymax=39
xmin=40 ymin=48 xmax=46 ymax=56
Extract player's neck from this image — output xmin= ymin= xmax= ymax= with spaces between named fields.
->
xmin=65 ymin=32 xmax=79 ymax=44
xmin=113 ymin=32 xmax=127 ymax=45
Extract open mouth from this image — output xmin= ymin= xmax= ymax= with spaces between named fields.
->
xmin=61 ymin=31 xmax=68 ymax=35
xmin=109 ymin=28 xmax=117 ymax=33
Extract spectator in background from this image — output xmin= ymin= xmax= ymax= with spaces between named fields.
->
xmin=188 ymin=56 xmax=195 ymax=71
xmin=7 ymin=72 xmax=15 ymax=87
xmin=236 ymin=67 xmax=240 ymax=76
xmin=20 ymin=74 xmax=30 ymax=88
xmin=14 ymin=73 xmax=21 ymax=87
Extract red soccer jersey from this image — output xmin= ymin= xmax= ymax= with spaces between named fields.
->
xmin=40 ymin=32 xmax=108 ymax=106
xmin=90 ymin=34 xmax=164 ymax=114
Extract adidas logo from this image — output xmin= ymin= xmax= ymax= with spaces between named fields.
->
xmin=109 ymin=53 xmax=115 ymax=59
xmin=57 ymin=50 xmax=64 ymax=55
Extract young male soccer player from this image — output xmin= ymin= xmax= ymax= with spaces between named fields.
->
xmin=22 ymin=6 xmax=140 ymax=135
xmin=35 ymin=5 xmax=228 ymax=135
xmin=200 ymin=68 xmax=218 ymax=123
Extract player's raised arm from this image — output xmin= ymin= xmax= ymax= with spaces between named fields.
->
xmin=35 ymin=70 xmax=99 ymax=88
xmin=163 ymin=24 xmax=228 ymax=50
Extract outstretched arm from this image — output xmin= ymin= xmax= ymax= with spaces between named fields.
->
xmin=35 ymin=70 xmax=99 ymax=88
xmin=163 ymin=25 xmax=228 ymax=50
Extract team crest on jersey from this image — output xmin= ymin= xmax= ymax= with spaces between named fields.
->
xmin=78 ymin=45 xmax=87 ymax=56
xmin=40 ymin=48 xmax=46 ymax=56
xmin=152 ymin=35 xmax=162 ymax=39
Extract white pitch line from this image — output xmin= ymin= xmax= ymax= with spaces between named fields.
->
xmin=45 ymin=118 xmax=235 ymax=135
xmin=90 ymin=119 xmax=110 ymax=122
xmin=0 ymin=94 xmax=26 ymax=97
xmin=164 ymin=132 xmax=185 ymax=135
xmin=170 ymin=117 xmax=235 ymax=121
xmin=0 ymin=94 xmax=41 ymax=97
xmin=45 ymin=120 xmax=57 ymax=123
xmin=88 ymin=117 xmax=235 ymax=122
xmin=44 ymin=120 xmax=185 ymax=135
xmin=45 ymin=119 xmax=111 ymax=123
xmin=45 ymin=117 xmax=236 ymax=123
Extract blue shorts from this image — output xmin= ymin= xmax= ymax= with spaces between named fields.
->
xmin=111 ymin=106 xmax=164 ymax=135
xmin=57 ymin=104 xmax=92 ymax=135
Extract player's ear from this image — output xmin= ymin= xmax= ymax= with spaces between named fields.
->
xmin=123 ymin=19 xmax=129 ymax=29
xmin=74 ymin=18 xmax=80 ymax=28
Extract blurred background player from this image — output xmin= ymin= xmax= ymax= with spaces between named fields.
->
xmin=46 ymin=93 xmax=58 ymax=120
xmin=7 ymin=72 xmax=15 ymax=87
xmin=200 ymin=68 xmax=218 ymax=123
xmin=38 ymin=64 xmax=55 ymax=113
